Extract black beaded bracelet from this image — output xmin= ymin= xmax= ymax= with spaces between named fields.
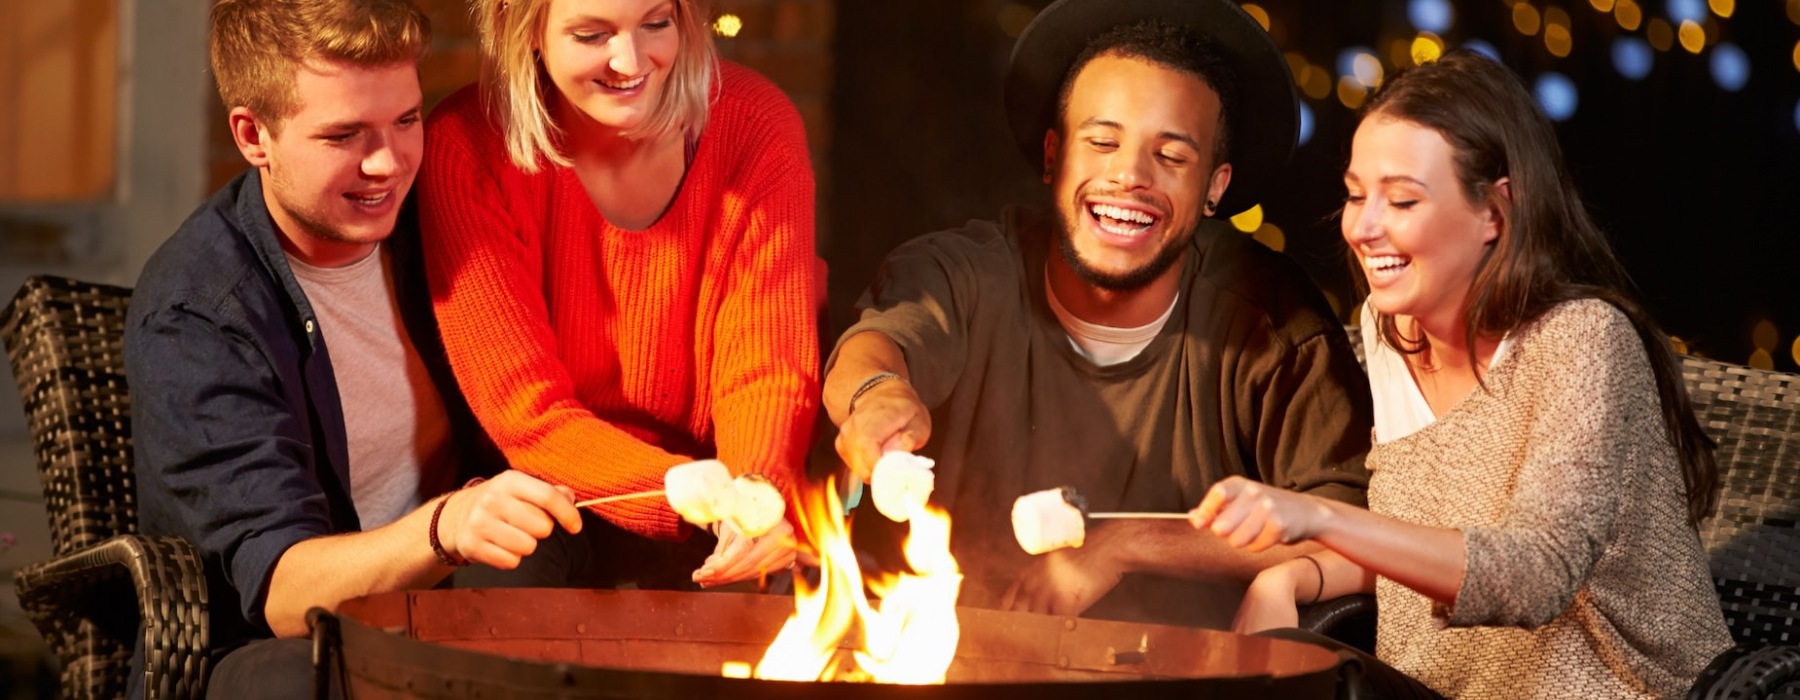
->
xmin=429 ymin=493 xmax=468 ymax=567
xmin=847 ymin=371 xmax=903 ymax=415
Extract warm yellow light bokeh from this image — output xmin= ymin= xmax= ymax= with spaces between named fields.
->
xmin=1514 ymin=3 xmax=1543 ymax=35
xmin=1590 ymin=0 xmax=1616 ymax=11
xmin=1754 ymin=320 xmax=1779 ymax=351
xmin=1242 ymin=4 xmax=1271 ymax=32
xmin=1302 ymin=65 xmax=1332 ymax=100
xmin=1750 ymin=349 xmax=1774 ymax=371
xmin=1286 ymin=51 xmax=1308 ymax=81
xmin=1709 ymin=0 xmax=1734 ymax=18
xmin=1791 ymin=335 xmax=1800 ymax=367
xmin=713 ymin=13 xmax=743 ymax=38
xmin=1793 ymin=40 xmax=1800 ymax=73
xmin=1253 ymin=223 xmax=1286 ymax=252
xmin=1231 ymin=204 xmax=1265 ymax=233
xmin=1413 ymin=33 xmax=1445 ymax=65
xmin=1545 ymin=24 xmax=1573 ymax=57
xmin=1615 ymin=0 xmax=1643 ymax=31
xmin=1387 ymin=39 xmax=1414 ymax=69
xmin=997 ymin=4 xmax=1035 ymax=37
xmin=1648 ymin=18 xmax=1673 ymax=51
xmin=1337 ymin=76 xmax=1368 ymax=109
xmin=1790 ymin=0 xmax=1800 ymax=24
xmin=1678 ymin=20 xmax=1704 ymax=54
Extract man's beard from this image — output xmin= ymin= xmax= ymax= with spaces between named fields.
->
xmin=1054 ymin=205 xmax=1193 ymax=292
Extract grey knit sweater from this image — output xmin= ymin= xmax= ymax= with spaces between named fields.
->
xmin=1365 ymin=299 xmax=1731 ymax=699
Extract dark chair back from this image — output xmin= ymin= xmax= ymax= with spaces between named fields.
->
xmin=2 ymin=275 xmax=138 ymax=555
xmin=4 ymin=275 xmax=210 ymax=700
xmin=1686 ymin=356 xmax=1800 ymax=646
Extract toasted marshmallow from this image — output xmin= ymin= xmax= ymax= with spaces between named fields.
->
xmin=664 ymin=459 xmax=737 ymax=526
xmin=1011 ymin=488 xmax=1087 ymax=555
xmin=727 ymin=474 xmax=786 ymax=538
xmin=871 ymin=451 xmax=936 ymax=522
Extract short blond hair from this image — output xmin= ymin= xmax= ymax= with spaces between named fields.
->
xmin=474 ymin=0 xmax=717 ymax=172
xmin=210 ymin=0 xmax=431 ymax=134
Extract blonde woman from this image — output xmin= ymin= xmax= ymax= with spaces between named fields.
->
xmin=419 ymin=0 xmax=817 ymax=588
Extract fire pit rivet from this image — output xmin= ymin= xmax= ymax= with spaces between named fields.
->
xmin=675 ymin=624 xmax=687 ymax=637
xmin=577 ymin=623 xmax=588 ymax=634
xmin=1059 ymin=656 xmax=1070 ymax=669
xmin=1063 ymin=619 xmax=1076 ymax=631
xmin=488 ymin=626 xmax=498 ymax=636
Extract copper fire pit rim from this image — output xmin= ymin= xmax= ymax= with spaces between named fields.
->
xmin=322 ymin=587 xmax=1345 ymax=699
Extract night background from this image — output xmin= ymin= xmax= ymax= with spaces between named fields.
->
xmin=824 ymin=0 xmax=1800 ymax=372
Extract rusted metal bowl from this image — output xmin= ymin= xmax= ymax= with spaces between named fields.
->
xmin=315 ymin=588 xmax=1345 ymax=698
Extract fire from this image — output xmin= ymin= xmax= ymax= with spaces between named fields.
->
xmin=752 ymin=477 xmax=963 ymax=683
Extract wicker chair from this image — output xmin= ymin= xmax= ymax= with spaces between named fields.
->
xmin=1684 ymin=355 xmax=1800 ymax=699
xmin=2 ymin=275 xmax=209 ymax=700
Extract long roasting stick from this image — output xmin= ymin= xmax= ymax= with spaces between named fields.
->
xmin=574 ymin=490 xmax=665 ymax=508
xmin=1088 ymin=512 xmax=1190 ymax=520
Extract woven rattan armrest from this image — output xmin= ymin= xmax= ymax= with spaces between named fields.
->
xmin=1688 ymin=644 xmax=1800 ymax=700
xmin=15 ymin=534 xmax=209 ymax=700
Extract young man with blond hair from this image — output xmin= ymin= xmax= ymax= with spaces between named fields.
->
xmin=127 ymin=1 xmax=581 ymax=697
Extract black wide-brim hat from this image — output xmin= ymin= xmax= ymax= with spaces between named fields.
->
xmin=1004 ymin=0 xmax=1299 ymax=218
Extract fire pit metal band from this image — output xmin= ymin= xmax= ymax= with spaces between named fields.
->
xmin=317 ymin=588 xmax=1347 ymax=699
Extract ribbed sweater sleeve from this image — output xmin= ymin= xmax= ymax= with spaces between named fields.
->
xmin=418 ymin=65 xmax=819 ymax=539
xmin=704 ymin=84 xmax=821 ymax=498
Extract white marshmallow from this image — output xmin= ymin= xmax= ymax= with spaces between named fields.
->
xmin=870 ymin=451 xmax=936 ymax=522
xmin=664 ymin=459 xmax=737 ymax=526
xmin=1011 ymin=488 xmax=1086 ymax=555
xmin=727 ymin=474 xmax=787 ymax=538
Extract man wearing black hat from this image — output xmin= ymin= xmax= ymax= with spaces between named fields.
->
xmin=823 ymin=0 xmax=1373 ymax=628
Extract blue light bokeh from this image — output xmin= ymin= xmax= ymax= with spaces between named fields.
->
xmin=1534 ymin=72 xmax=1578 ymax=122
xmin=1709 ymin=43 xmax=1749 ymax=92
xmin=1612 ymin=37 xmax=1653 ymax=80
xmin=1408 ymin=0 xmax=1454 ymax=34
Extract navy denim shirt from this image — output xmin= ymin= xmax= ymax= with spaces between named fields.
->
xmin=125 ymin=169 xmax=501 ymax=694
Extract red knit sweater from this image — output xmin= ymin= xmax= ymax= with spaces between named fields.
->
xmin=419 ymin=63 xmax=820 ymax=539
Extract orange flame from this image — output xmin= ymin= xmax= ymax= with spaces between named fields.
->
xmin=752 ymin=477 xmax=962 ymax=683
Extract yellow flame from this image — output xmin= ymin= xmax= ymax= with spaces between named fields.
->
xmin=753 ymin=477 xmax=963 ymax=684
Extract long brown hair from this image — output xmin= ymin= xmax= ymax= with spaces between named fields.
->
xmin=1355 ymin=50 xmax=1718 ymax=524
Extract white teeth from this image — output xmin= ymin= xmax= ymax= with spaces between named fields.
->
xmin=600 ymin=75 xmax=646 ymax=90
xmin=349 ymin=192 xmax=389 ymax=205
xmin=1091 ymin=204 xmax=1153 ymax=236
xmin=1365 ymin=255 xmax=1409 ymax=273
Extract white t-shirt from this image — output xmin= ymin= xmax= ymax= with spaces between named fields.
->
xmin=1361 ymin=304 xmax=1512 ymax=444
xmin=1045 ymin=267 xmax=1178 ymax=367
xmin=287 ymin=244 xmax=456 ymax=528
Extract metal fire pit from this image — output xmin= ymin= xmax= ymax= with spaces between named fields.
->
xmin=315 ymin=588 xmax=1346 ymax=699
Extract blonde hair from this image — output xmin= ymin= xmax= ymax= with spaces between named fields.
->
xmin=210 ymin=0 xmax=431 ymax=134
xmin=474 ymin=0 xmax=718 ymax=172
